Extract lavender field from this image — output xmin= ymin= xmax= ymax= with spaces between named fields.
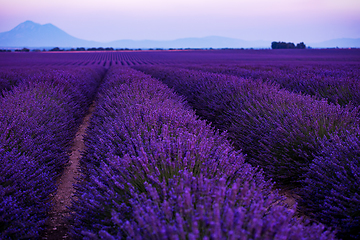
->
xmin=1 ymin=49 xmax=360 ymax=240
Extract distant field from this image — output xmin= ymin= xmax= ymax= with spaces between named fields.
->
xmin=1 ymin=49 xmax=359 ymax=240
xmin=1 ymin=48 xmax=360 ymax=67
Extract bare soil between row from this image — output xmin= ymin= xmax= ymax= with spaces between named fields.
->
xmin=41 ymin=102 xmax=95 ymax=240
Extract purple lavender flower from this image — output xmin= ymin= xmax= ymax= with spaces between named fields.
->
xmin=299 ymin=133 xmax=360 ymax=239
xmin=0 ymin=66 xmax=104 ymax=239
xmin=70 ymin=67 xmax=334 ymax=239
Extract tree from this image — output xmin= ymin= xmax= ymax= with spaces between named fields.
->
xmin=49 ymin=47 xmax=62 ymax=51
xmin=296 ymin=42 xmax=306 ymax=49
xmin=272 ymin=41 xmax=306 ymax=49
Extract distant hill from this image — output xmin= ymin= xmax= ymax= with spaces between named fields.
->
xmin=0 ymin=21 xmax=270 ymax=49
xmin=1 ymin=21 xmax=358 ymax=49
xmin=0 ymin=20 xmax=99 ymax=48
xmin=309 ymin=38 xmax=360 ymax=48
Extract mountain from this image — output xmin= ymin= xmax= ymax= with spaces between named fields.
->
xmin=0 ymin=21 xmax=272 ymax=49
xmin=1 ymin=21 xmax=359 ymax=49
xmin=309 ymin=38 xmax=360 ymax=48
xmin=0 ymin=20 xmax=99 ymax=48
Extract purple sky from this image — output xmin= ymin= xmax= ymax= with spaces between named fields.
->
xmin=0 ymin=0 xmax=359 ymax=43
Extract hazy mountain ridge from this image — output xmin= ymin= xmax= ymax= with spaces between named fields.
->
xmin=0 ymin=21 xmax=99 ymax=48
xmin=309 ymin=38 xmax=360 ymax=48
xmin=0 ymin=21 xmax=359 ymax=49
xmin=108 ymin=36 xmax=270 ymax=49
xmin=0 ymin=21 xmax=270 ymax=48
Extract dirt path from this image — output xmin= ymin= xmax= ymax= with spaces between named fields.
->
xmin=41 ymin=102 xmax=95 ymax=240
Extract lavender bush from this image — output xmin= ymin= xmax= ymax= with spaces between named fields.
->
xmin=0 ymin=67 xmax=43 ymax=95
xmin=183 ymin=64 xmax=360 ymax=106
xmin=71 ymin=67 xmax=250 ymax=237
xmin=93 ymin=170 xmax=335 ymax=240
xmin=299 ymin=133 xmax=360 ymax=239
xmin=70 ymin=67 xmax=334 ymax=239
xmin=135 ymin=65 xmax=360 ymax=239
xmin=0 ymin=150 xmax=54 ymax=238
xmin=135 ymin=66 xmax=359 ymax=185
xmin=0 ymin=66 xmax=104 ymax=239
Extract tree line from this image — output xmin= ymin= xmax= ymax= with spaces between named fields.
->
xmin=272 ymin=41 xmax=306 ymax=49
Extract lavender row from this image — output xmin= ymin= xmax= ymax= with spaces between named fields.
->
xmin=300 ymin=133 xmax=360 ymax=239
xmin=0 ymin=67 xmax=45 ymax=95
xmin=182 ymin=64 xmax=360 ymax=106
xmin=0 ymin=66 xmax=105 ymax=239
xmin=135 ymin=66 xmax=360 ymax=239
xmin=0 ymin=66 xmax=104 ymax=99
xmin=135 ymin=66 xmax=359 ymax=183
xmin=70 ymin=67 xmax=334 ymax=239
